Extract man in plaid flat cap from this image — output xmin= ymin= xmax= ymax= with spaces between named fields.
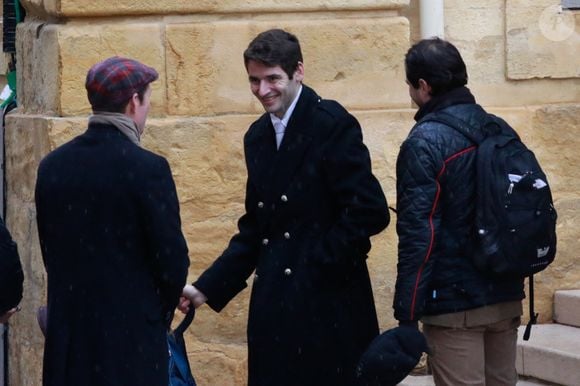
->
xmin=35 ymin=57 xmax=190 ymax=386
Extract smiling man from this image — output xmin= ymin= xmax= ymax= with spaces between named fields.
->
xmin=180 ymin=29 xmax=390 ymax=386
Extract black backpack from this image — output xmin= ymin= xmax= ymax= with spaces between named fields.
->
xmin=422 ymin=111 xmax=557 ymax=340
xmin=0 ymin=216 xmax=24 ymax=315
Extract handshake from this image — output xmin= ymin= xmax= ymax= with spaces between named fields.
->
xmin=178 ymin=284 xmax=208 ymax=314
xmin=0 ymin=306 xmax=20 ymax=324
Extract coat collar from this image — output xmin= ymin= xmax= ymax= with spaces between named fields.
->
xmin=246 ymin=85 xmax=318 ymax=198
xmin=414 ymin=86 xmax=476 ymax=122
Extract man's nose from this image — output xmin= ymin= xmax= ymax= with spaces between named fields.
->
xmin=258 ymin=80 xmax=270 ymax=96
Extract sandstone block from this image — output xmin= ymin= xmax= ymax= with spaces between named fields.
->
xmin=16 ymin=21 xmax=167 ymax=116
xmin=405 ymin=1 xmax=580 ymax=107
xmin=143 ymin=116 xmax=252 ymax=222
xmin=3 ymin=114 xmax=66 ymax=201
xmin=529 ymin=104 xmax=580 ymax=196
xmin=444 ymin=0 xmax=504 ymax=41
xmin=16 ymin=21 xmax=60 ymax=115
xmin=58 ymin=23 xmax=167 ymax=116
xmin=469 ymin=78 xmax=580 ymax=108
xmin=186 ymin=340 xmax=247 ymax=386
xmin=165 ymin=23 xmax=254 ymax=117
xmin=21 ymin=0 xmax=408 ymax=17
xmin=506 ymin=0 xmax=580 ymax=79
xmin=166 ymin=18 xmax=410 ymax=116
xmin=3 ymin=114 xmax=52 ymax=385
xmin=8 ymin=342 xmax=44 ymax=386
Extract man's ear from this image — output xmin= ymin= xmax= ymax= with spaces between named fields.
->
xmin=125 ymin=93 xmax=139 ymax=115
xmin=294 ymin=61 xmax=305 ymax=82
xmin=417 ymin=79 xmax=432 ymax=96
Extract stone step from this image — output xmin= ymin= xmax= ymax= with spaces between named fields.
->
xmin=400 ymin=374 xmax=553 ymax=385
xmin=517 ymin=324 xmax=580 ymax=386
xmin=553 ymin=289 xmax=580 ymax=328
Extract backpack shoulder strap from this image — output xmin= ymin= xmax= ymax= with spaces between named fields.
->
xmin=523 ymin=275 xmax=538 ymax=341
xmin=419 ymin=110 xmax=520 ymax=146
xmin=418 ymin=111 xmax=481 ymax=144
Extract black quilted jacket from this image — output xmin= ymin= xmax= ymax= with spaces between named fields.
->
xmin=393 ymin=87 xmax=525 ymax=322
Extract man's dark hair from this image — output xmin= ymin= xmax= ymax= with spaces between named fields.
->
xmin=405 ymin=37 xmax=468 ymax=96
xmin=243 ymin=29 xmax=303 ymax=79
xmin=95 ymin=84 xmax=149 ymax=114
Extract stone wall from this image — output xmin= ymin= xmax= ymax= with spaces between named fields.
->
xmin=4 ymin=0 xmax=579 ymax=385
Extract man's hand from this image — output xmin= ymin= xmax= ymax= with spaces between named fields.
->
xmin=178 ymin=284 xmax=207 ymax=313
xmin=0 ymin=307 xmax=20 ymax=324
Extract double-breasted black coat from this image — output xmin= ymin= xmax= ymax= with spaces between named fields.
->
xmin=35 ymin=124 xmax=190 ymax=386
xmin=195 ymin=86 xmax=390 ymax=386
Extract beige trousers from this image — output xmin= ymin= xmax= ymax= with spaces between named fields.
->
xmin=423 ymin=316 xmax=521 ymax=386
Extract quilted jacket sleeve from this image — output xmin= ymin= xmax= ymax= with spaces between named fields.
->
xmin=393 ymin=132 xmax=444 ymax=322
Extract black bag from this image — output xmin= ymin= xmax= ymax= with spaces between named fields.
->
xmin=423 ymin=111 xmax=557 ymax=277
xmin=422 ymin=111 xmax=557 ymax=340
xmin=355 ymin=325 xmax=428 ymax=386
xmin=168 ymin=307 xmax=197 ymax=386
xmin=0 ymin=216 xmax=24 ymax=315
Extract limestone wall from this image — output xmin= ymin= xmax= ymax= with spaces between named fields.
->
xmin=4 ymin=0 xmax=579 ymax=385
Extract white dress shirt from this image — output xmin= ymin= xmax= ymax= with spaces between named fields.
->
xmin=270 ymin=85 xmax=303 ymax=150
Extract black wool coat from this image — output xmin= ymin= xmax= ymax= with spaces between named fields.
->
xmin=0 ymin=216 xmax=23 ymax=314
xmin=35 ymin=124 xmax=190 ymax=386
xmin=195 ymin=86 xmax=390 ymax=386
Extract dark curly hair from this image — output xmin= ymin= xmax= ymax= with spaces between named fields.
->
xmin=405 ymin=37 xmax=468 ymax=96
xmin=243 ymin=29 xmax=303 ymax=79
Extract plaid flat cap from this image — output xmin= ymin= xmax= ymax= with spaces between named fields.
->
xmin=85 ymin=56 xmax=158 ymax=110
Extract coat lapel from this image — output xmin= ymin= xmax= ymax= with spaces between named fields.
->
xmin=245 ymin=117 xmax=278 ymax=196
xmin=245 ymin=86 xmax=317 ymax=199
xmin=269 ymin=87 xmax=317 ymax=196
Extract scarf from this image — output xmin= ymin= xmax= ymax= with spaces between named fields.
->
xmin=89 ymin=112 xmax=141 ymax=146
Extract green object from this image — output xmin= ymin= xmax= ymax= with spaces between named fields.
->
xmin=0 ymin=71 xmax=16 ymax=108
xmin=15 ymin=0 xmax=22 ymax=23
xmin=6 ymin=70 xmax=16 ymax=92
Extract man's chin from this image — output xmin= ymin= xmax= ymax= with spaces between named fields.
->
xmin=262 ymin=104 xmax=280 ymax=115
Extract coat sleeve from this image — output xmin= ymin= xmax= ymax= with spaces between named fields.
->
xmin=393 ymin=134 xmax=444 ymax=322
xmin=0 ymin=216 xmax=23 ymax=314
xmin=313 ymin=110 xmax=390 ymax=264
xmin=193 ymin=178 xmax=260 ymax=312
xmin=140 ymin=157 xmax=190 ymax=322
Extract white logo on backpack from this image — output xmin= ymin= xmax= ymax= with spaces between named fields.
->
xmin=533 ymin=179 xmax=547 ymax=189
